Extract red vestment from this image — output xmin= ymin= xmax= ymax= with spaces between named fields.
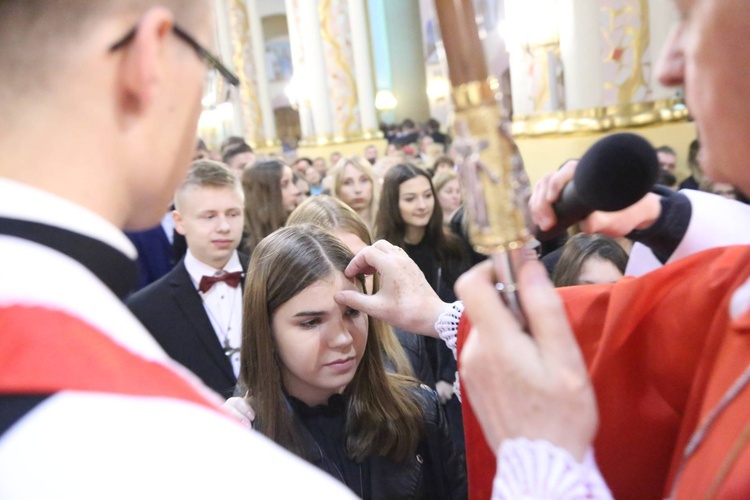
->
xmin=458 ymin=245 xmax=750 ymax=499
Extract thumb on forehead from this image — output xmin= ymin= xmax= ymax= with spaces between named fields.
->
xmin=335 ymin=289 xmax=376 ymax=313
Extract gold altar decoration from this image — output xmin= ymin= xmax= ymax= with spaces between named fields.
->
xmin=511 ymin=99 xmax=689 ymax=138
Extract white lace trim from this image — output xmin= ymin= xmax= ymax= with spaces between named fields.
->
xmin=434 ymin=300 xmax=463 ymax=357
xmin=434 ymin=301 xmax=464 ymax=401
xmin=493 ymin=438 xmax=612 ymax=499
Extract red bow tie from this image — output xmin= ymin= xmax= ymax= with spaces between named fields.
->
xmin=198 ymin=271 xmax=243 ymax=294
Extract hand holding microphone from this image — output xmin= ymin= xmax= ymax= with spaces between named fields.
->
xmin=531 ymin=133 xmax=662 ymax=241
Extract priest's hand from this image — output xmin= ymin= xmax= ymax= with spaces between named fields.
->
xmin=530 ymin=158 xmax=661 ymax=237
xmin=335 ymin=240 xmax=449 ymax=338
xmin=456 ymin=259 xmax=598 ymax=462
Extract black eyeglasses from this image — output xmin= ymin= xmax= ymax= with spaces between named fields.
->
xmin=110 ymin=24 xmax=240 ymax=103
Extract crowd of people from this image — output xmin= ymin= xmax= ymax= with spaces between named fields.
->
xmin=5 ymin=0 xmax=750 ymax=498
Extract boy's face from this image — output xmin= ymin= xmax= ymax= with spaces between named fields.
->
xmin=174 ymin=185 xmax=244 ymax=269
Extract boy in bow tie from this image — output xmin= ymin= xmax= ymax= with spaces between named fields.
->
xmin=129 ymin=161 xmax=248 ymax=398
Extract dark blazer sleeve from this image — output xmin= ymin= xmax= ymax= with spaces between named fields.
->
xmin=417 ymin=387 xmax=468 ymax=500
xmin=126 ymin=262 xmax=237 ymax=399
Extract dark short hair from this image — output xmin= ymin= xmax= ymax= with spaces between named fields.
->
xmin=656 ymin=145 xmax=677 ymax=156
xmin=219 ymin=136 xmax=246 ymax=153
xmin=401 ymin=119 xmax=415 ymax=129
xmin=222 ymin=142 xmax=254 ymax=165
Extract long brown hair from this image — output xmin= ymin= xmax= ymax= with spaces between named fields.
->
xmin=240 ymin=225 xmax=423 ymax=462
xmin=287 ymin=196 xmax=414 ymax=377
xmin=241 ymin=160 xmax=289 ymax=253
xmin=376 ymin=163 xmax=467 ymax=284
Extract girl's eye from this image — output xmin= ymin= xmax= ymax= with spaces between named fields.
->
xmin=299 ymin=318 xmax=321 ymax=329
xmin=346 ymin=308 xmax=361 ymax=319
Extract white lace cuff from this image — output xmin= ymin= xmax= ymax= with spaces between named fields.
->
xmin=434 ymin=301 xmax=464 ymax=402
xmin=434 ymin=300 xmax=464 ymax=358
xmin=493 ymin=438 xmax=612 ymax=499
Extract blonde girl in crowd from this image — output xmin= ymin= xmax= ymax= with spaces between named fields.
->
xmin=328 ymin=156 xmax=379 ymax=231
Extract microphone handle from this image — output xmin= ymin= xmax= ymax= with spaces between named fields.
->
xmin=535 ymin=182 xmax=594 ymax=241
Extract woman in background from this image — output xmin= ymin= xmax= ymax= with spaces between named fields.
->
xmin=375 ymin=163 xmax=469 ymax=458
xmin=329 ymin=156 xmax=379 ymax=230
xmin=433 ymin=170 xmax=462 ymax=227
xmin=241 ymin=159 xmax=299 ymax=254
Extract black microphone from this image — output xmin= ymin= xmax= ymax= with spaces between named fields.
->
xmin=536 ymin=133 xmax=659 ymax=241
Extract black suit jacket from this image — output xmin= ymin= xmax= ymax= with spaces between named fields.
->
xmin=127 ymin=253 xmax=250 ymax=399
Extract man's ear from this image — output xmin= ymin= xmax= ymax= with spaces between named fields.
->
xmin=117 ymin=6 xmax=175 ymax=114
xmin=173 ymin=209 xmax=187 ymax=235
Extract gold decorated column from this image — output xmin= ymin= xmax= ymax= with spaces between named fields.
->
xmin=319 ymin=0 xmax=361 ymax=142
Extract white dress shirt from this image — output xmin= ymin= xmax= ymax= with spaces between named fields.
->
xmin=183 ymin=249 xmax=243 ymax=377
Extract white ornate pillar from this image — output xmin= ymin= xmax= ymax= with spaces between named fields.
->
xmin=559 ymin=0 xmax=603 ymax=111
xmin=319 ymin=0 xmax=361 ymax=141
xmin=245 ymin=0 xmax=277 ymax=147
xmin=284 ymin=0 xmax=315 ymax=139
xmin=346 ymin=0 xmax=379 ymax=137
xmin=227 ymin=0 xmax=278 ymax=148
xmin=296 ymin=0 xmax=335 ymax=142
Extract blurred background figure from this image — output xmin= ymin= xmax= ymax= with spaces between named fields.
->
xmin=222 ymin=141 xmax=255 ymax=180
xmin=552 ymin=233 xmax=629 ymax=287
xmin=242 ymin=159 xmax=299 ymax=254
xmin=431 ymin=155 xmax=455 ymax=177
xmin=433 ymin=170 xmax=462 ymax=227
xmin=292 ymin=172 xmax=310 ymax=205
xmin=656 ymin=145 xmax=677 ymax=173
xmin=330 ymin=151 xmax=342 ymax=167
xmin=194 ymin=138 xmax=211 ymax=160
xmin=679 ymin=139 xmax=703 ymax=190
xmin=426 ymin=118 xmax=448 ymax=146
xmin=305 ymin=163 xmax=324 ymax=196
xmin=364 ymin=144 xmax=378 ymax=165
xmin=293 ymin=157 xmax=313 ymax=176
xmin=313 ymin=157 xmax=328 ymax=178
xmin=329 ymin=156 xmax=379 ymax=230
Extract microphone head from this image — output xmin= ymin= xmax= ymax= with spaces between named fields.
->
xmin=575 ymin=133 xmax=659 ymax=212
